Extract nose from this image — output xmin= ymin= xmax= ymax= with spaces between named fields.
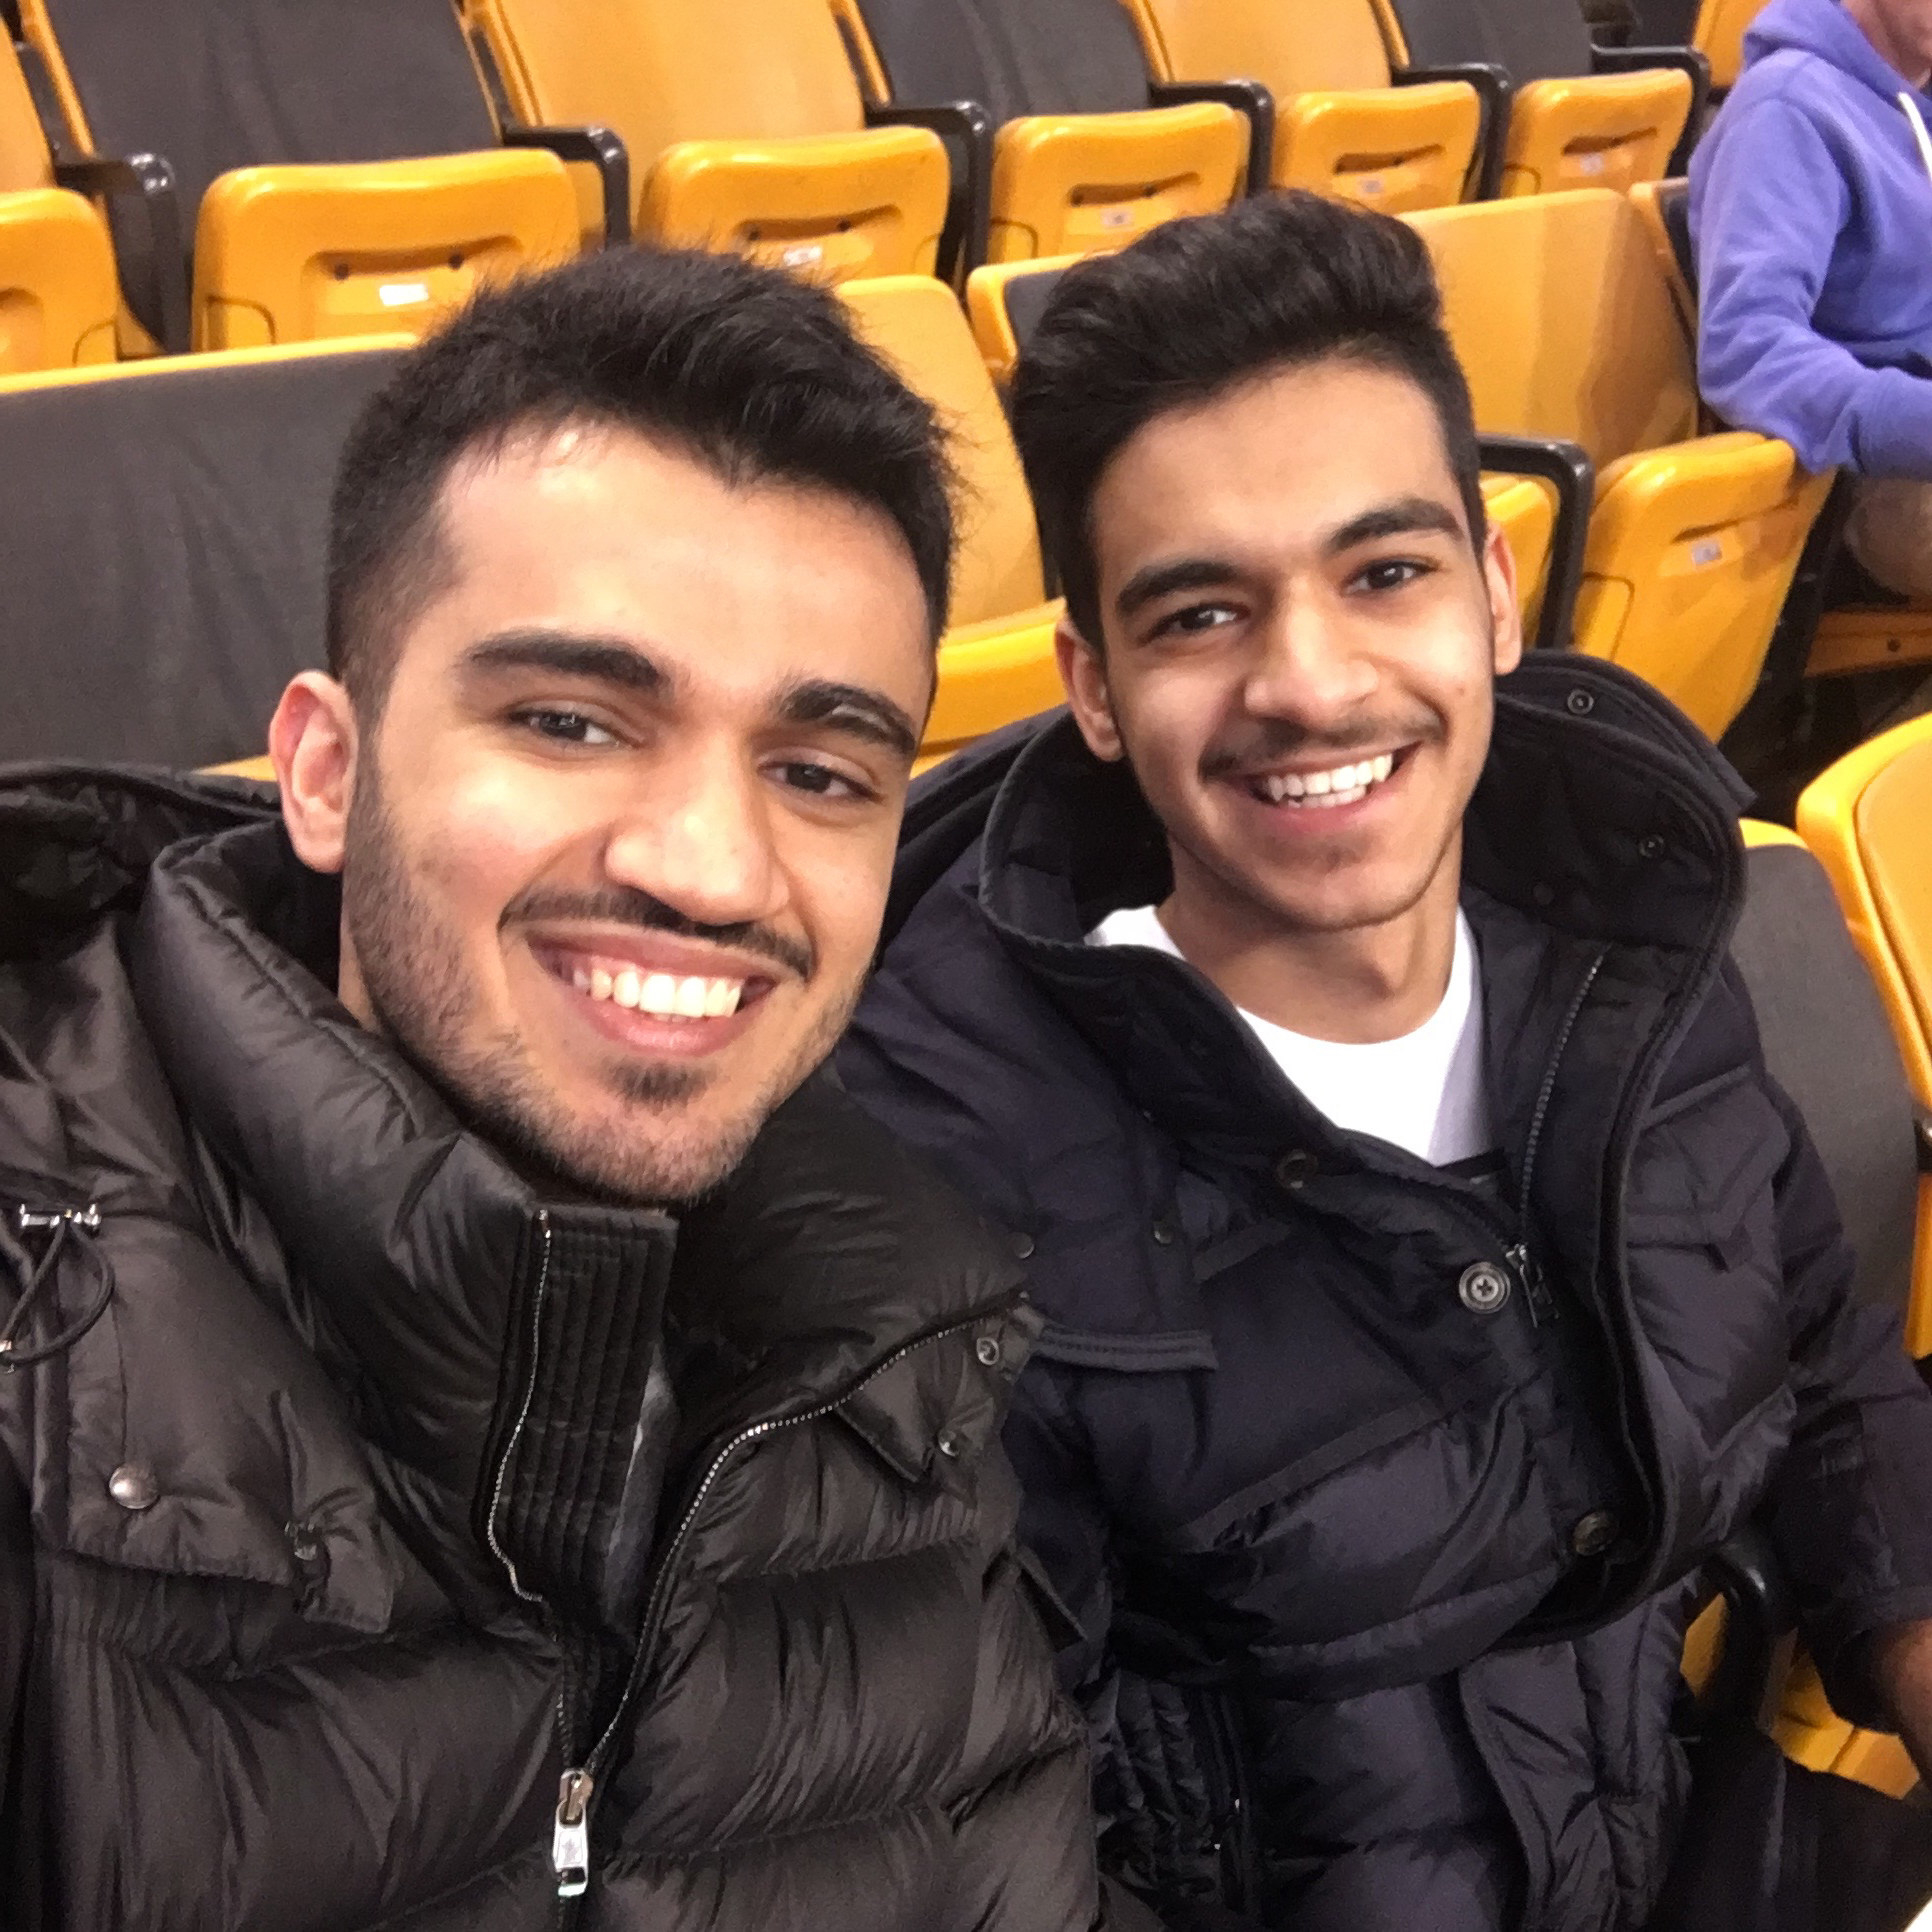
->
xmin=1241 ymin=590 xmax=1380 ymax=730
xmin=601 ymin=736 xmax=785 ymax=932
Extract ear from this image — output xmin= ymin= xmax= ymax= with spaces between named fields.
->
xmin=1483 ymin=518 xmax=1525 ymax=678
xmin=269 ymin=672 xmax=359 ymax=875
xmin=1055 ymin=617 xmax=1126 ymax=763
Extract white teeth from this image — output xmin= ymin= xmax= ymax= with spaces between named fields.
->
xmin=1258 ymin=751 xmax=1399 ymax=807
xmin=571 ymin=962 xmax=748 ymax=1017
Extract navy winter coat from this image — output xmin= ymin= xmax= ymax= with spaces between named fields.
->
xmin=840 ymin=657 xmax=1932 ymax=1931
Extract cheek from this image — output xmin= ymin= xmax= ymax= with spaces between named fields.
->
xmin=786 ymin=822 xmax=897 ymax=985
xmin=400 ymin=762 xmax=586 ymax=945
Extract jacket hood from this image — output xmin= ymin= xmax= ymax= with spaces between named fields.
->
xmin=1743 ymin=0 xmax=1932 ymax=102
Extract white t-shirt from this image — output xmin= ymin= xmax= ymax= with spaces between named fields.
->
xmin=1088 ymin=905 xmax=1494 ymax=1166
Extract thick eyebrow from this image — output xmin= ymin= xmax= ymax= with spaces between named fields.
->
xmin=1114 ymin=495 xmax=1469 ymax=623
xmin=1116 ymin=556 xmax=1242 ymax=621
xmin=1326 ymin=495 xmax=1466 ymax=554
xmin=775 ymin=677 xmax=920 ymax=762
xmin=455 ymin=629 xmax=671 ymax=697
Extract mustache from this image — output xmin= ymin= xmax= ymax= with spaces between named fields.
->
xmin=1199 ymin=709 xmax=1444 ymax=782
xmin=501 ymin=886 xmax=815 ymax=981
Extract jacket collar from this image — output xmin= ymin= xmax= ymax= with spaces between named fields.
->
xmin=88 ymin=801 xmax=1028 ymax=1601
xmin=971 ymin=655 xmax=1748 ymax=1166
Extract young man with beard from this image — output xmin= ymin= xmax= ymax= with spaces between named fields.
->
xmin=0 ymin=251 xmax=1141 ymax=1931
xmin=840 ymin=193 xmax=1932 ymax=1932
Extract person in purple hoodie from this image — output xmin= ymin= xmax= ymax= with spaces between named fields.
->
xmin=1690 ymin=0 xmax=1932 ymax=598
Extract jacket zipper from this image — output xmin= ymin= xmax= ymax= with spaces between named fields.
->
xmin=1188 ymin=1685 xmax=1257 ymax=1913
xmin=550 ymin=1303 xmax=1013 ymax=1911
xmin=1506 ymin=948 xmax=1607 ymax=1325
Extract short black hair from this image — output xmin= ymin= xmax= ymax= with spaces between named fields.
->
xmin=1010 ymin=192 xmax=1486 ymax=646
xmin=327 ymin=246 xmax=954 ymax=711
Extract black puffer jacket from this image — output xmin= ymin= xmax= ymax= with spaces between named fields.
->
xmin=0 ymin=768 xmax=1137 ymax=1932
xmin=840 ymin=658 xmax=1932 ymax=1932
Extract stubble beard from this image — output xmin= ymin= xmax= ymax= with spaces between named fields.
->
xmin=339 ymin=773 xmax=856 ymax=1205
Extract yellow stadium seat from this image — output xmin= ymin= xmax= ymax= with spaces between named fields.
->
xmin=0 ymin=34 xmax=130 ymax=370
xmin=834 ymin=0 xmax=1254 ymax=266
xmin=1695 ymin=0 xmax=1772 ymax=93
xmin=1798 ymin=716 xmax=1932 ymax=1359
xmin=1409 ymin=189 xmax=1832 ymax=738
xmin=1730 ymin=817 xmax=1929 ymax=1797
xmin=1125 ymin=0 xmax=1504 ymax=213
xmin=472 ymin=0 xmax=955 ymax=283
xmin=837 ymin=275 xmax=1067 ymax=762
xmin=18 ymin=0 xmax=598 ymax=353
xmin=1382 ymin=0 xmax=1703 ymax=199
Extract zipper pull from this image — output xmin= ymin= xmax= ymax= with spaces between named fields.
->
xmin=1507 ymin=1243 xmax=1557 ymax=1327
xmin=553 ymin=1768 xmax=595 ymax=1899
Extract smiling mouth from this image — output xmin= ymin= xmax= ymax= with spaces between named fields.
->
xmin=531 ymin=945 xmax=776 ymax=1026
xmin=1243 ymin=747 xmax=1411 ymax=809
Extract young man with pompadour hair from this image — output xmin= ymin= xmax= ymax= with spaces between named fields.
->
xmin=841 ymin=192 xmax=1932 ymax=1932
xmin=0 ymin=248 xmax=1149 ymax=1932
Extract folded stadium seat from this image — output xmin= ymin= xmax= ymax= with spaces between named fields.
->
xmin=832 ymin=0 xmax=1259 ymax=266
xmin=1122 ymin=0 xmax=1507 ymax=213
xmin=0 ymin=339 xmax=408 ymax=768
xmin=1734 ymin=814 xmax=1932 ymax=1799
xmin=836 ymin=274 xmax=1068 ymax=764
xmin=1694 ymin=0 xmax=1772 ymax=93
xmin=1634 ymin=177 xmax=1932 ymax=694
xmin=1384 ymin=0 xmax=1706 ymax=196
xmin=470 ymin=0 xmax=961 ymax=285
xmin=1407 ymin=188 xmax=1832 ymax=739
xmin=15 ymin=0 xmax=612 ymax=354
xmin=0 ymin=29 xmax=158 ymax=368
xmin=962 ymin=252 xmax=1582 ymax=652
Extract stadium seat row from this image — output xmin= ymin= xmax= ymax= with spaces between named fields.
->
xmin=0 ymin=0 xmax=1711 ymax=378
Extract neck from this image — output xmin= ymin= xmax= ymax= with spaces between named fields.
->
xmin=1847 ymin=0 xmax=1932 ymax=89
xmin=1159 ymin=836 xmax=1463 ymax=1045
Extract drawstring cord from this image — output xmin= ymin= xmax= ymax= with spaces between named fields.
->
xmin=0 ymin=1204 xmax=115 ymax=1367
xmin=1900 ymin=91 xmax=1932 ymax=191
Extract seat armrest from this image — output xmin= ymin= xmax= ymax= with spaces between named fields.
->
xmin=51 ymin=150 xmax=189 ymax=353
xmin=1396 ymin=61 xmax=1511 ymax=198
xmin=1147 ymin=78 xmax=1275 ymax=196
xmin=502 ymin=125 xmax=630 ymax=245
xmin=1698 ymin=1523 xmax=1798 ymax=1734
xmin=1592 ymin=44 xmax=1711 ymax=172
xmin=866 ymin=100 xmax=992 ymax=280
xmin=1477 ymin=434 xmax=1594 ymax=652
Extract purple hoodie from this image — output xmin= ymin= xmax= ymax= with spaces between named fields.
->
xmin=1689 ymin=0 xmax=1932 ymax=476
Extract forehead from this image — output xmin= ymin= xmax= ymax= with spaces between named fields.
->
xmin=400 ymin=420 xmax=933 ymax=706
xmin=1089 ymin=359 xmax=1466 ymax=578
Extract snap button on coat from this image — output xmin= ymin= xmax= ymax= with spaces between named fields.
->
xmin=107 ymin=1465 xmax=157 ymax=1511
xmin=1458 ymin=1261 xmax=1512 ymax=1314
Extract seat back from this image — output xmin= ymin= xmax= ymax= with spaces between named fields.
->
xmin=481 ymin=0 xmax=866 ymax=164
xmin=854 ymin=0 xmax=1153 ymax=125
xmin=0 ymin=340 xmax=406 ymax=768
xmin=1732 ymin=824 xmax=1922 ymax=1320
xmin=1407 ymin=189 xmax=1698 ymax=467
xmin=839 ymin=275 xmax=1046 ymax=628
xmin=24 ymin=0 xmax=502 ymax=224
xmin=1388 ymin=0 xmax=1591 ymax=83
xmin=1695 ymin=0 xmax=1769 ymax=90
xmin=1799 ymin=717 xmax=1932 ymax=1108
xmin=1130 ymin=0 xmax=1395 ymax=92
xmin=0 ymin=36 xmax=55 ymax=194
